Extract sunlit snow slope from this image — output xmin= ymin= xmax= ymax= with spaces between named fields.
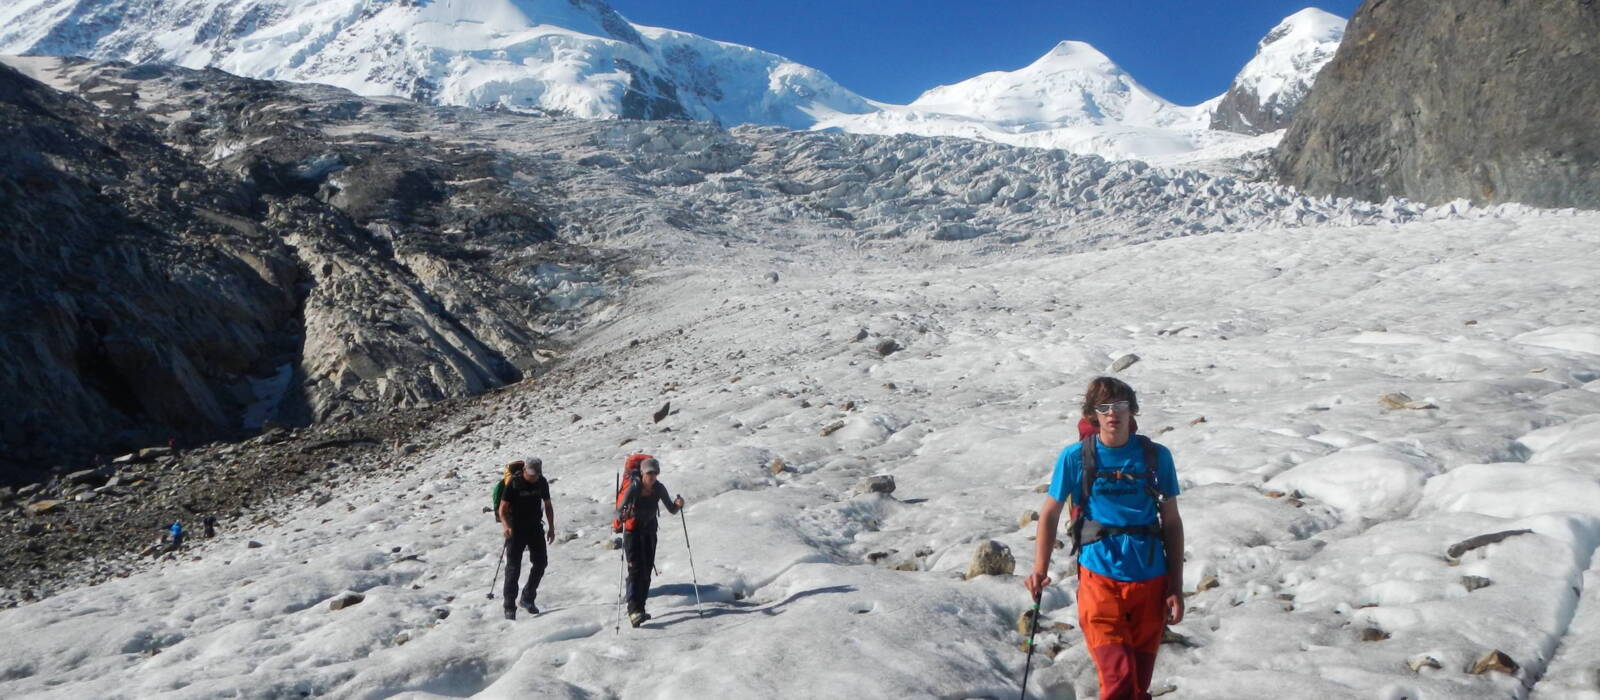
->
xmin=2 ymin=211 xmax=1598 ymax=699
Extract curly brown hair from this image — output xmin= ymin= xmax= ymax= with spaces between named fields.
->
xmin=1081 ymin=376 xmax=1138 ymax=428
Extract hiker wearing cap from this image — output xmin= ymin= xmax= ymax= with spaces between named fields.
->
xmin=1025 ymin=377 xmax=1184 ymax=700
xmin=498 ymin=458 xmax=555 ymax=619
xmin=616 ymin=457 xmax=685 ymax=627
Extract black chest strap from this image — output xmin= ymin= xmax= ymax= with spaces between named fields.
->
xmin=1071 ymin=434 xmax=1164 ymax=555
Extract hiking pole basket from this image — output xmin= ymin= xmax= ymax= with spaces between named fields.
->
xmin=681 ymin=508 xmax=704 ymax=617
xmin=1019 ymin=592 xmax=1041 ymax=699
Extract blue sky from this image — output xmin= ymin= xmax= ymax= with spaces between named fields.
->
xmin=607 ymin=1 xmax=1362 ymax=106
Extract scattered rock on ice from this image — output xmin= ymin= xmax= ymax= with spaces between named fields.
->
xmin=1378 ymin=392 xmax=1437 ymax=410
xmin=875 ymin=339 xmax=902 ymax=356
xmin=1360 ymin=627 xmax=1390 ymax=642
xmin=1407 ymin=655 xmax=1442 ymax=672
xmin=1015 ymin=608 xmax=1039 ymax=636
xmin=1109 ymin=353 xmax=1140 ymax=372
xmin=1460 ymin=575 xmax=1492 ymax=592
xmin=329 ymin=592 xmax=365 ymax=611
xmin=1446 ymin=529 xmax=1533 ymax=559
xmin=858 ymin=475 xmax=896 ymax=495
xmin=1019 ymin=510 xmax=1039 ymax=528
xmin=1469 ymin=649 xmax=1519 ymax=675
xmin=966 ymin=540 xmax=1015 ymax=579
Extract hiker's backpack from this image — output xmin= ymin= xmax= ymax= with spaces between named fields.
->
xmin=612 ymin=453 xmax=653 ymax=533
xmin=1066 ymin=435 xmax=1164 ymax=556
xmin=491 ymin=464 xmax=520 ymax=521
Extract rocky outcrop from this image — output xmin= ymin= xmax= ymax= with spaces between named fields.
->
xmin=0 ymin=59 xmax=603 ymax=482
xmin=1276 ymin=0 xmax=1600 ymax=208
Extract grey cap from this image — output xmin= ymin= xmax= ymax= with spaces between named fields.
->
xmin=523 ymin=457 xmax=543 ymax=472
xmin=641 ymin=457 xmax=660 ymax=474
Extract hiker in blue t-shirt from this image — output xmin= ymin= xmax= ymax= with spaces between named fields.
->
xmin=1026 ymin=376 xmax=1185 ymax=699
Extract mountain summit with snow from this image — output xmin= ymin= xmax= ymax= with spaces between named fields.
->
xmin=907 ymin=40 xmax=1196 ymax=130
xmin=813 ymin=39 xmax=1224 ymax=162
xmin=1210 ymin=8 xmax=1346 ymax=135
xmin=0 ymin=0 xmax=876 ymax=127
xmin=0 ymin=1 xmax=1344 ymax=159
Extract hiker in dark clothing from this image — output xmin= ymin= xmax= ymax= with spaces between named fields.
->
xmin=497 ymin=458 xmax=555 ymax=619
xmin=202 ymin=515 xmax=218 ymax=538
xmin=617 ymin=457 xmax=685 ymax=626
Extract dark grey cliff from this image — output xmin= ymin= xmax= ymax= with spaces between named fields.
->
xmin=1276 ymin=0 xmax=1600 ymax=208
xmin=0 ymin=61 xmax=603 ymax=482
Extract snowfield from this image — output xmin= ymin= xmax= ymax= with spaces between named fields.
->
xmin=3 ymin=208 xmax=1598 ymax=698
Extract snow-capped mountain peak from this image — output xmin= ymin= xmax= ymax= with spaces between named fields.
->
xmin=908 ymin=40 xmax=1179 ymax=129
xmin=0 ymin=0 xmax=873 ymax=125
xmin=1211 ymin=7 xmax=1346 ymax=134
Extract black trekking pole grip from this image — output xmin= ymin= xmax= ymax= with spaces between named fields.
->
xmin=1019 ymin=591 xmax=1042 ymax=700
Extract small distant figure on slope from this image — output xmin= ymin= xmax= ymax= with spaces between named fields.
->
xmin=1026 ymin=377 xmax=1185 ymax=700
xmin=167 ymin=522 xmax=185 ymax=552
xmin=202 ymin=515 xmax=218 ymax=538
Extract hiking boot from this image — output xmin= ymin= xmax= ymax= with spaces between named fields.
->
xmin=503 ymin=608 xmax=516 ymax=620
xmin=520 ymin=600 xmax=539 ymax=615
xmin=629 ymin=611 xmax=651 ymax=628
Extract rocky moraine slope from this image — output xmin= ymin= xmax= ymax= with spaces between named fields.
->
xmin=1 ymin=58 xmax=614 ymax=484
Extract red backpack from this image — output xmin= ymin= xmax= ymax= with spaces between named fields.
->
xmin=612 ymin=454 xmax=652 ymax=532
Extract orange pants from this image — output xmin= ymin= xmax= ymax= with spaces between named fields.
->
xmin=1077 ymin=567 xmax=1168 ymax=700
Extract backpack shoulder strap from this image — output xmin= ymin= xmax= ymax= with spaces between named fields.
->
xmin=1079 ymin=435 xmax=1098 ymax=519
xmin=1138 ymin=435 xmax=1163 ymax=502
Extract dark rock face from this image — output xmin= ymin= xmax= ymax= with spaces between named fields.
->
xmin=1210 ymin=87 xmax=1279 ymax=137
xmin=0 ymin=60 xmax=599 ymax=482
xmin=1276 ymin=0 xmax=1600 ymax=207
xmin=0 ymin=62 xmax=301 ymax=479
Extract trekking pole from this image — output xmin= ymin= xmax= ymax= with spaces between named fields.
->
xmin=1019 ymin=591 xmax=1042 ymax=700
xmin=680 ymin=509 xmax=704 ymax=617
xmin=615 ymin=470 xmax=625 ymax=635
xmin=486 ymin=539 xmax=507 ymax=600
xmin=615 ymin=543 xmax=626 ymax=634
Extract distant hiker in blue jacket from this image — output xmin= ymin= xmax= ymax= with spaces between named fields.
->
xmin=167 ymin=522 xmax=184 ymax=552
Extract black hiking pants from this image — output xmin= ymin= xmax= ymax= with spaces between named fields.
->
xmin=503 ymin=529 xmax=547 ymax=609
xmin=623 ymin=528 xmax=658 ymax=614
